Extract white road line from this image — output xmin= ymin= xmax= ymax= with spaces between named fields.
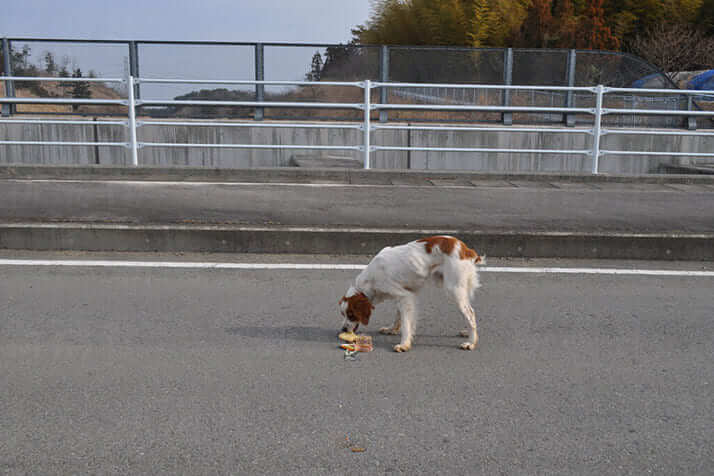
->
xmin=7 ymin=179 xmax=391 ymax=188
xmin=479 ymin=266 xmax=714 ymax=276
xmin=0 ymin=259 xmax=364 ymax=270
xmin=5 ymin=179 xmax=483 ymax=190
xmin=1 ymin=259 xmax=713 ymax=277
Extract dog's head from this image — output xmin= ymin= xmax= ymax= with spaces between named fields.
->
xmin=338 ymin=288 xmax=373 ymax=332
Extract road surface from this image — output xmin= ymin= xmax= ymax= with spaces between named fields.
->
xmin=1 ymin=252 xmax=713 ymax=474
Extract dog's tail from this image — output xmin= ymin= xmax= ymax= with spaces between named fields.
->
xmin=464 ymin=244 xmax=485 ymax=267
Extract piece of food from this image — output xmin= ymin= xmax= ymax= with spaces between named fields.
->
xmin=340 ymin=342 xmax=373 ymax=352
xmin=339 ymin=331 xmax=358 ymax=343
xmin=355 ymin=335 xmax=372 ymax=345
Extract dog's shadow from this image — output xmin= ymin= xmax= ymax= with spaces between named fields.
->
xmin=225 ymin=325 xmax=336 ymax=343
xmin=224 ymin=324 xmax=458 ymax=350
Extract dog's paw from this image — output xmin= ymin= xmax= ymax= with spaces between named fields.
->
xmin=393 ymin=343 xmax=411 ymax=352
xmin=459 ymin=342 xmax=476 ymax=351
xmin=379 ymin=326 xmax=399 ymax=335
xmin=458 ymin=330 xmax=470 ymax=337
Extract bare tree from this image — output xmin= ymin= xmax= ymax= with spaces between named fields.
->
xmin=628 ymin=23 xmax=714 ymax=85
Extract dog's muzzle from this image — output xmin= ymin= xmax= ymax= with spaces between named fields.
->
xmin=341 ymin=322 xmax=359 ymax=333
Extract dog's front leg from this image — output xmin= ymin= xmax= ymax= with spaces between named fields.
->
xmin=393 ymin=295 xmax=416 ymax=352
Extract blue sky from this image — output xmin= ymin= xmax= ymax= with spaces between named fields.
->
xmin=1 ymin=1 xmax=374 ymax=98
xmin=0 ymin=0 xmax=372 ymax=43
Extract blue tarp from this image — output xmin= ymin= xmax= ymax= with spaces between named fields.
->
xmin=631 ymin=73 xmax=666 ymax=88
xmin=688 ymin=70 xmax=714 ymax=90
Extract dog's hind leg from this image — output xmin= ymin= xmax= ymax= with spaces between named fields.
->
xmin=447 ymin=284 xmax=478 ymax=351
xmin=441 ymin=259 xmax=479 ymax=350
xmin=457 ymin=297 xmax=478 ymax=350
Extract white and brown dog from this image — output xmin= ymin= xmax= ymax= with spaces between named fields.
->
xmin=339 ymin=236 xmax=483 ymax=352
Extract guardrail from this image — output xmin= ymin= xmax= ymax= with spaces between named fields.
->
xmin=1 ymin=73 xmax=713 ymax=173
xmin=0 ymin=75 xmax=128 ymax=153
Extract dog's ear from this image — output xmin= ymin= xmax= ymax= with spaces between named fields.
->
xmin=352 ymin=293 xmax=373 ymax=326
xmin=344 ymin=292 xmax=373 ymax=326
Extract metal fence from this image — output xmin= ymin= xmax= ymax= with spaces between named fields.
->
xmin=1 ymin=38 xmax=707 ymax=128
xmin=1 ymin=71 xmax=713 ymax=174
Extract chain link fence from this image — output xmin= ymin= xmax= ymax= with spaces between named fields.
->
xmin=2 ymin=39 xmax=710 ymax=128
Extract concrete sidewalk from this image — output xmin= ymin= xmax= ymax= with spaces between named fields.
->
xmin=1 ymin=165 xmax=713 ymax=259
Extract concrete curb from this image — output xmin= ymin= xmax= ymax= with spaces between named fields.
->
xmin=2 ymin=223 xmax=713 ymax=261
xmin=3 ymin=164 xmax=714 ymax=185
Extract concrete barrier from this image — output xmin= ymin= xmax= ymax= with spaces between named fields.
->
xmin=2 ymin=121 xmax=711 ymax=173
xmin=2 ymin=223 xmax=713 ymax=261
xmin=3 ymin=163 xmax=714 ymax=184
xmin=1 ymin=165 xmax=713 ymax=259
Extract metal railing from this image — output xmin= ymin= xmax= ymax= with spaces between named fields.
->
xmin=0 ymin=75 xmax=128 ymax=152
xmin=1 ymin=72 xmax=713 ymax=173
xmin=1 ymin=38 xmax=698 ymax=126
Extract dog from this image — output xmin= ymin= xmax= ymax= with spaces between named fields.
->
xmin=339 ymin=236 xmax=483 ymax=352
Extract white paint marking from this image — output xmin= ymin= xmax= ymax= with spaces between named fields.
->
xmin=6 ymin=178 xmax=477 ymax=190
xmin=0 ymin=259 xmax=713 ymax=277
xmin=0 ymin=259 xmax=364 ymax=270
xmin=479 ymin=266 xmax=714 ymax=277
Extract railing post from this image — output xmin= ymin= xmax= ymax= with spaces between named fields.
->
xmin=2 ymin=38 xmax=15 ymax=117
xmin=127 ymin=74 xmax=139 ymax=166
xmin=128 ymin=41 xmax=140 ymax=100
xmin=502 ymin=48 xmax=513 ymax=126
xmin=363 ymin=80 xmax=371 ymax=169
xmin=379 ymin=45 xmax=389 ymax=123
xmin=255 ymin=43 xmax=264 ymax=121
xmin=686 ymin=95 xmax=697 ymax=130
xmin=565 ymin=49 xmax=576 ymax=127
xmin=591 ymin=85 xmax=604 ymax=174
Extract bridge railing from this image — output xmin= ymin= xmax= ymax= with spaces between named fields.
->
xmin=1 ymin=73 xmax=713 ymax=173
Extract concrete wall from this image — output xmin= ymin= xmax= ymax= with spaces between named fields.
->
xmin=1 ymin=120 xmax=710 ymax=173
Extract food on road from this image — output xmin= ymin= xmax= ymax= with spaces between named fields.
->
xmin=340 ymin=332 xmax=372 ymax=354
xmin=339 ymin=332 xmax=372 ymax=345
xmin=340 ymin=341 xmax=373 ymax=352
xmin=338 ymin=331 xmax=358 ymax=342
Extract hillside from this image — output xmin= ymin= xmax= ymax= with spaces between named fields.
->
xmin=0 ymin=80 xmax=125 ymax=115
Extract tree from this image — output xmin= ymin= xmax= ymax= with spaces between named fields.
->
xmin=353 ymin=0 xmax=561 ymax=48
xmin=0 ymin=44 xmax=31 ymax=76
xmin=319 ymin=44 xmax=367 ymax=80
xmin=628 ymin=22 xmax=714 ymax=84
xmin=576 ymin=0 xmax=619 ymax=49
xmin=353 ymin=0 xmax=478 ymax=46
xmin=551 ymin=0 xmax=579 ymax=47
xmin=58 ymin=66 xmax=70 ymax=81
xmin=698 ymin=0 xmax=714 ymax=34
xmin=305 ymin=51 xmax=323 ymax=81
xmin=0 ymin=44 xmax=47 ymax=93
xmin=71 ymin=68 xmax=91 ymax=111
xmin=352 ymin=0 xmax=714 ymax=53
xmin=43 ymin=51 xmax=57 ymax=75
xmin=15 ymin=44 xmax=32 ymax=72
xmin=517 ymin=0 xmax=555 ymax=47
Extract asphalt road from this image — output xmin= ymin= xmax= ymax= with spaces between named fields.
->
xmin=1 ymin=253 xmax=713 ymax=475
